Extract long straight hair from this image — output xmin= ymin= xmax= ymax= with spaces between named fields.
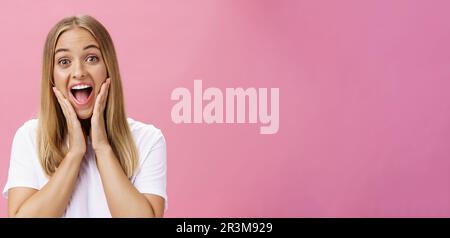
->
xmin=37 ymin=15 xmax=138 ymax=177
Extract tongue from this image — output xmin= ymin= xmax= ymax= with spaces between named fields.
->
xmin=74 ymin=89 xmax=90 ymax=103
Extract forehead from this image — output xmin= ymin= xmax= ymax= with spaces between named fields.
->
xmin=55 ymin=27 xmax=98 ymax=49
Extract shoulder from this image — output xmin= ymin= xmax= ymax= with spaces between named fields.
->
xmin=127 ymin=118 xmax=166 ymax=151
xmin=13 ymin=119 xmax=38 ymax=145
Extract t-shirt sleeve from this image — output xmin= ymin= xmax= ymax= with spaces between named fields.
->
xmin=132 ymin=128 xmax=168 ymax=209
xmin=2 ymin=123 xmax=40 ymax=199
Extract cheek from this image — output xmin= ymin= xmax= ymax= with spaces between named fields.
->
xmin=53 ymin=69 xmax=69 ymax=93
xmin=91 ymin=66 xmax=108 ymax=93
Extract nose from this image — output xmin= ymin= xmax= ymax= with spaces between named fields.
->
xmin=71 ymin=60 xmax=87 ymax=79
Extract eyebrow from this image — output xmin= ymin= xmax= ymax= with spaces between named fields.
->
xmin=83 ymin=44 xmax=100 ymax=51
xmin=55 ymin=44 xmax=100 ymax=54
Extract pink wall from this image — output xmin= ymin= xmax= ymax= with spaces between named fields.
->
xmin=1 ymin=0 xmax=450 ymax=217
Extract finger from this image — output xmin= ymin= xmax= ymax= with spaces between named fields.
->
xmin=53 ymin=87 xmax=69 ymax=116
xmin=53 ymin=87 xmax=71 ymax=116
xmin=53 ymin=87 xmax=77 ymax=122
xmin=102 ymin=78 xmax=111 ymax=108
xmin=94 ymin=79 xmax=110 ymax=114
xmin=54 ymin=88 xmax=76 ymax=115
xmin=100 ymin=78 xmax=110 ymax=102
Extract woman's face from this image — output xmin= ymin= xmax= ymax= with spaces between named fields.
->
xmin=54 ymin=27 xmax=107 ymax=119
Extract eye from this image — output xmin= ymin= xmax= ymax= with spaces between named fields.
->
xmin=58 ymin=58 xmax=71 ymax=66
xmin=86 ymin=55 xmax=99 ymax=63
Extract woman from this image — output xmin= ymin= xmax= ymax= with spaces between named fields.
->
xmin=2 ymin=15 xmax=167 ymax=217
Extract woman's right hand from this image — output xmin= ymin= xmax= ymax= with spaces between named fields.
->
xmin=53 ymin=87 xmax=86 ymax=159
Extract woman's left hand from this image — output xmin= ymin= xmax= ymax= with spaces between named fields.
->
xmin=91 ymin=78 xmax=111 ymax=153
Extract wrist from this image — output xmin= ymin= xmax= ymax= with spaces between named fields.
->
xmin=66 ymin=150 xmax=85 ymax=161
xmin=94 ymin=144 xmax=113 ymax=156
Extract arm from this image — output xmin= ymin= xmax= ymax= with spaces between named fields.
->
xmin=8 ymin=87 xmax=87 ymax=218
xmin=95 ymin=147 xmax=165 ymax=217
xmin=8 ymin=152 xmax=83 ymax=218
xmin=90 ymin=78 xmax=164 ymax=217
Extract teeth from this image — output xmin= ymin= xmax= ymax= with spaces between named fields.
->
xmin=71 ymin=84 xmax=91 ymax=90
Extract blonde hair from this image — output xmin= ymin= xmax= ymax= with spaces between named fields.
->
xmin=37 ymin=15 xmax=138 ymax=177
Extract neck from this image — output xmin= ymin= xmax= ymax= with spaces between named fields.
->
xmin=80 ymin=118 xmax=91 ymax=135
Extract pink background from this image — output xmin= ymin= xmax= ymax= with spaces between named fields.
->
xmin=1 ymin=0 xmax=450 ymax=217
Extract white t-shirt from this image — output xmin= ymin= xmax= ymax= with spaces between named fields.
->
xmin=2 ymin=118 xmax=167 ymax=218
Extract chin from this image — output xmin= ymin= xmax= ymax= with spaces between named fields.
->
xmin=76 ymin=109 xmax=93 ymax=120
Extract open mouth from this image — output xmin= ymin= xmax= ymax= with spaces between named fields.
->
xmin=70 ymin=84 xmax=93 ymax=105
